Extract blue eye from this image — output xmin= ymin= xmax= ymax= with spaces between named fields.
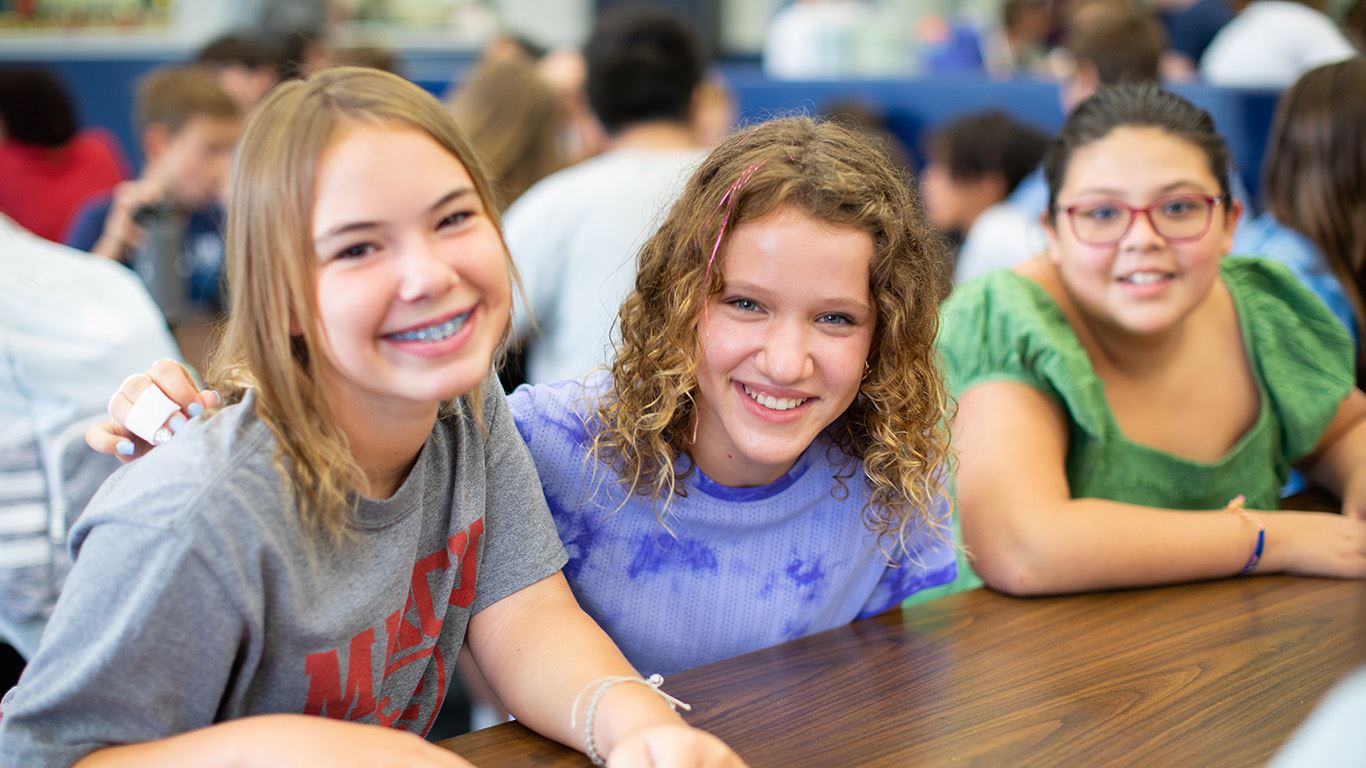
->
xmin=726 ymin=297 xmax=760 ymax=312
xmin=817 ymin=313 xmax=854 ymax=326
xmin=1082 ymin=205 xmax=1122 ymax=222
xmin=1159 ymin=199 xmax=1199 ymax=217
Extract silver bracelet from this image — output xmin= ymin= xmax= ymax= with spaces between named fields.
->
xmin=570 ymin=673 xmax=692 ymax=766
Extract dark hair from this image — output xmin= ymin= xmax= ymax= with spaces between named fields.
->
xmin=1262 ymin=58 xmax=1366 ymax=384
xmin=196 ymin=32 xmax=287 ymax=74
xmin=0 ymin=67 xmax=77 ymax=147
xmin=1003 ymin=0 xmax=1049 ymax=31
xmin=926 ymin=110 xmax=1047 ymax=194
xmin=1044 ymin=83 xmax=1232 ymax=214
xmin=584 ymin=6 xmax=705 ymax=135
xmin=1066 ymin=3 xmax=1164 ymax=85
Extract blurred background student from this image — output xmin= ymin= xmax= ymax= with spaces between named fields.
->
xmin=1201 ymin=0 xmax=1357 ymax=86
xmin=194 ymin=31 xmax=286 ymax=115
xmin=63 ymin=67 xmax=240 ymax=369
xmin=0 ymin=69 xmax=129 ymax=244
xmin=918 ymin=110 xmax=1048 ymax=283
xmin=446 ymin=57 xmax=563 ymax=210
xmin=1233 ymin=57 xmax=1365 ymax=381
xmin=502 ymin=6 xmax=711 ymax=386
xmin=0 ymin=213 xmax=181 ymax=668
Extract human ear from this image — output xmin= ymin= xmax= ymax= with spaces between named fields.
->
xmin=142 ymin=123 xmax=171 ymax=165
xmin=1219 ymin=198 xmax=1244 ymax=255
xmin=1041 ymin=210 xmax=1063 ymax=265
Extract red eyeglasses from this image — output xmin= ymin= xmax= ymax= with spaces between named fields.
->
xmin=1056 ymin=193 xmax=1227 ymax=246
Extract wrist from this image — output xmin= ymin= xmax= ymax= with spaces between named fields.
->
xmin=1225 ymin=495 xmax=1264 ymax=576
xmin=578 ymin=676 xmax=689 ymax=763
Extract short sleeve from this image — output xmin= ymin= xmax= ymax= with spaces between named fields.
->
xmin=470 ymin=376 xmax=568 ymax=614
xmin=0 ymin=523 xmax=244 ymax=768
xmin=937 ymin=272 xmax=1109 ymax=437
xmin=1224 ymin=258 xmax=1355 ymax=463
xmin=856 ymin=493 xmax=959 ymax=618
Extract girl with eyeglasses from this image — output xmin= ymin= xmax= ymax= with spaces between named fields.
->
xmin=937 ymin=83 xmax=1366 ymax=595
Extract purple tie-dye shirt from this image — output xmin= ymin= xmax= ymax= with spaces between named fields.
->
xmin=508 ymin=375 xmax=956 ymax=675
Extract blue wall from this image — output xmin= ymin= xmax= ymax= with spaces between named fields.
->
xmin=4 ymin=54 xmax=1280 ymax=206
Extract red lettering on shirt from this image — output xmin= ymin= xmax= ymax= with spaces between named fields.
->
xmin=301 ymin=517 xmax=482 ymax=734
xmin=303 ymin=627 xmax=377 ymax=720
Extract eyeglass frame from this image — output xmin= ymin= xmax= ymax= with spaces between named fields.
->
xmin=1054 ymin=193 xmax=1229 ymax=247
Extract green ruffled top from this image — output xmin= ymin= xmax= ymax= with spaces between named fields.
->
xmin=930 ymin=257 xmax=1354 ymax=594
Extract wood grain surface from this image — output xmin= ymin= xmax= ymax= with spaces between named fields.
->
xmin=441 ymin=576 xmax=1364 ymax=766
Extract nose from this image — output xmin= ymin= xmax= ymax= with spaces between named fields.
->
xmin=755 ymin=318 xmax=815 ymax=384
xmin=1119 ymin=207 xmax=1164 ymax=250
xmin=396 ymin=236 xmax=456 ymax=303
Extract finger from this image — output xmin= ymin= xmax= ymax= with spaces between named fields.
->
xmin=85 ymin=420 xmax=146 ymax=463
xmin=121 ymin=382 xmax=184 ymax=445
xmin=202 ymin=388 xmax=221 ymax=409
xmin=149 ymin=358 xmax=207 ymax=414
xmin=108 ymin=373 xmax=152 ymax=421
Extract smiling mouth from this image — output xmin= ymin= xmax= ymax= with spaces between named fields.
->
xmin=1117 ymin=270 xmax=1174 ymax=285
xmin=742 ymin=384 xmax=810 ymax=411
xmin=384 ymin=309 xmax=473 ymax=342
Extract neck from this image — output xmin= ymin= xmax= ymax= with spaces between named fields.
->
xmin=1066 ymin=287 xmax=1217 ymax=379
xmin=1081 ymin=313 xmax=1191 ymax=377
xmin=609 ymin=120 xmax=697 ymax=152
xmin=325 ymin=387 xmax=438 ymax=500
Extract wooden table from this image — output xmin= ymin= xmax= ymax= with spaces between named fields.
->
xmin=441 ymin=576 xmax=1364 ymax=766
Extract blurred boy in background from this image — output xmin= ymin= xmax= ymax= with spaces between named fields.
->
xmin=64 ymin=67 xmax=241 ymax=319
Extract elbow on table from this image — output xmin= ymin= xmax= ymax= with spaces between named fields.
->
xmin=964 ymin=522 xmax=1058 ymax=597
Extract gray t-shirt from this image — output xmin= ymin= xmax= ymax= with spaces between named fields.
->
xmin=0 ymin=375 xmax=567 ymax=767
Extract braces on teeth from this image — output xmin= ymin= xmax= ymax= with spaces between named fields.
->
xmin=389 ymin=312 xmax=468 ymax=342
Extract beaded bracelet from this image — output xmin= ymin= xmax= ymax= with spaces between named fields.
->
xmin=1225 ymin=494 xmax=1264 ymax=576
xmin=570 ymin=673 xmax=692 ymax=766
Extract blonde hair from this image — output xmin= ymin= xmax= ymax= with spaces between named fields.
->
xmin=447 ymin=58 xmax=562 ymax=207
xmin=594 ymin=116 xmax=953 ymax=553
xmin=209 ymin=67 xmax=509 ymax=542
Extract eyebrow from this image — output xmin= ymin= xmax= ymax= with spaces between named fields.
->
xmin=1072 ymin=180 xmax=1212 ymax=198
xmin=313 ymin=187 xmax=475 ymax=243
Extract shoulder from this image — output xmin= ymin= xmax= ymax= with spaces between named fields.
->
xmin=507 ymin=373 xmax=608 ymax=448
xmin=74 ymin=397 xmax=281 ymax=547
xmin=71 ymin=129 xmax=130 ymax=175
xmin=939 ymin=269 xmax=1076 ymax=388
xmin=940 ymin=268 xmax=1109 ymax=431
xmin=1223 ymin=257 xmax=1352 ymax=358
xmin=1223 ymin=258 xmax=1355 ymax=456
xmin=1223 ymin=256 xmax=1344 ymax=328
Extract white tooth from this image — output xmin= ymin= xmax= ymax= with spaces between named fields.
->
xmin=744 ymin=385 xmax=804 ymax=411
xmin=1127 ymin=271 xmax=1166 ymax=285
